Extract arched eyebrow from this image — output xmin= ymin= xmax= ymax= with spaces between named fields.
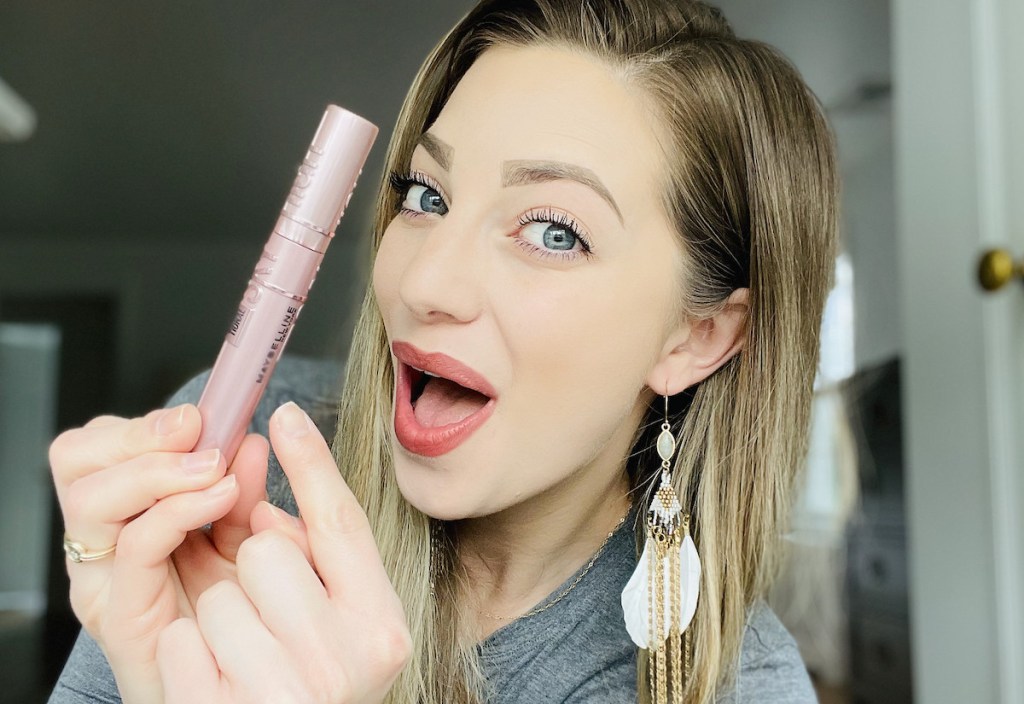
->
xmin=418 ymin=132 xmax=453 ymax=172
xmin=502 ymin=160 xmax=623 ymax=225
xmin=415 ymin=132 xmax=624 ymax=225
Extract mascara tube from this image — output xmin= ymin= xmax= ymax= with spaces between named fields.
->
xmin=194 ymin=105 xmax=378 ymax=461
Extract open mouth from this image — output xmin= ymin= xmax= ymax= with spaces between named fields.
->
xmin=391 ymin=341 xmax=498 ymax=457
xmin=407 ymin=365 xmax=493 ymax=428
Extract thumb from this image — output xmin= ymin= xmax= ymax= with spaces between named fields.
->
xmin=209 ymin=433 xmax=269 ymax=561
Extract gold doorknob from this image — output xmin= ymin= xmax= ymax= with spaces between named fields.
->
xmin=978 ymin=249 xmax=1024 ymax=292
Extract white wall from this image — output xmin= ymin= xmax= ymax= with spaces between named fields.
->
xmin=718 ymin=0 xmax=899 ymax=370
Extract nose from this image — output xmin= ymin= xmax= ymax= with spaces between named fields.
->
xmin=396 ymin=214 xmax=486 ymax=325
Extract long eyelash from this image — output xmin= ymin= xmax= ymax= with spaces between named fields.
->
xmin=517 ymin=207 xmax=595 ymax=256
xmin=387 ymin=169 xmax=447 ymax=214
xmin=387 ymin=170 xmax=411 ymax=195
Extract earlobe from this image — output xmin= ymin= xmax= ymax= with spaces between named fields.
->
xmin=646 ymin=288 xmax=750 ymax=396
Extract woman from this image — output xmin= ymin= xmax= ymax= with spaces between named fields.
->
xmin=48 ymin=0 xmax=838 ymax=702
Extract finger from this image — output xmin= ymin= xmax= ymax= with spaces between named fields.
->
xmin=194 ymin=580 xmax=291 ymax=697
xmin=84 ymin=414 xmax=125 ymax=429
xmin=235 ymin=530 xmax=327 ymax=653
xmin=50 ymin=404 xmax=202 ymax=491
xmin=210 ymin=433 xmax=269 ymax=562
xmin=269 ymin=402 xmax=386 ymax=598
xmin=249 ymin=501 xmax=312 ymax=565
xmin=61 ymin=448 xmax=226 ymax=554
xmin=237 ymin=528 xmax=408 ymax=704
xmin=157 ymin=618 xmax=224 ymax=704
xmin=106 ymin=476 xmax=239 ymax=629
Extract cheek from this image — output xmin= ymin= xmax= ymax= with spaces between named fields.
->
xmin=517 ymin=273 xmax=663 ymax=367
xmin=372 ymin=225 xmax=405 ymax=315
xmin=503 ymin=270 xmax=665 ymax=424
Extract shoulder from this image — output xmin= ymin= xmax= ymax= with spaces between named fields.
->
xmin=165 ymin=355 xmax=343 ymax=513
xmin=166 ymin=354 xmax=341 ymax=429
xmin=49 ymin=628 xmax=120 ymax=703
xmin=717 ymin=601 xmax=816 ymax=703
xmin=555 ymin=598 xmax=814 ymax=704
xmin=479 ymin=515 xmax=815 ymax=704
xmin=246 ymin=355 xmax=342 ymax=438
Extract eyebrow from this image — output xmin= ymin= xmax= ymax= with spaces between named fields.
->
xmin=503 ymin=160 xmax=624 ymax=225
xmin=415 ymin=132 xmax=624 ymax=225
xmin=418 ymin=133 xmax=453 ymax=172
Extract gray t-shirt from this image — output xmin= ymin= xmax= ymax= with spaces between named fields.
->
xmin=49 ymin=357 xmax=816 ymax=703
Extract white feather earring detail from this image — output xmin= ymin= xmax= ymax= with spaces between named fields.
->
xmin=621 ymin=510 xmax=701 ymax=648
xmin=621 ymin=395 xmax=700 ymax=703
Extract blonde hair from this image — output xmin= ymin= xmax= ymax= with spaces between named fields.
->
xmin=332 ymin=1 xmax=839 ymax=702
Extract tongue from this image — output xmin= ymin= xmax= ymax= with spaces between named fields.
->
xmin=413 ymin=376 xmax=490 ymax=427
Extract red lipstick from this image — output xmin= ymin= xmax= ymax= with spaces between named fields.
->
xmin=392 ymin=341 xmax=496 ymax=457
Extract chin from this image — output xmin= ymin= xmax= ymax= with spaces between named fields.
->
xmin=391 ymin=450 xmax=489 ymax=521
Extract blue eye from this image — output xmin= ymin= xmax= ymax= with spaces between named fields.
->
xmin=406 ymin=184 xmax=448 ymax=215
xmin=388 ymin=171 xmax=448 ymax=216
xmin=521 ymin=221 xmax=577 ymax=251
xmin=516 ymin=208 xmax=594 ymax=261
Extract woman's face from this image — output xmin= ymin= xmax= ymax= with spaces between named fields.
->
xmin=373 ymin=44 xmax=686 ymax=520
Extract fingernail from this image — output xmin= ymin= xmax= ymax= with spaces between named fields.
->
xmin=277 ymin=402 xmax=313 ymax=438
xmin=267 ymin=502 xmax=302 ymax=528
xmin=155 ymin=405 xmax=186 ymax=436
xmin=182 ymin=448 xmax=221 ymax=474
xmin=209 ymin=474 xmax=237 ymax=496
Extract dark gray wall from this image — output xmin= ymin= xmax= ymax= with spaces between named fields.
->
xmin=0 ymin=2 xmax=474 ymax=414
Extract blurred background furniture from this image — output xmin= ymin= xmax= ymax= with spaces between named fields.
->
xmin=845 ymin=358 xmax=913 ymax=704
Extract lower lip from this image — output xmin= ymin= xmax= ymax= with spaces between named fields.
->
xmin=393 ymin=362 xmax=496 ymax=457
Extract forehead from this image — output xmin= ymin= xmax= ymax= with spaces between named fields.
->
xmin=425 ymin=44 xmax=666 ymax=218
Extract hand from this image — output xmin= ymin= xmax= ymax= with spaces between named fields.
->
xmin=49 ymin=404 xmax=270 ymax=702
xmin=156 ymin=402 xmax=412 ymax=704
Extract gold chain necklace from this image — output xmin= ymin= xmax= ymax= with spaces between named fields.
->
xmin=479 ymin=506 xmax=631 ymax=621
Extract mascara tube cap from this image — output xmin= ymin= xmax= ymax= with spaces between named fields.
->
xmin=279 ymin=105 xmax=378 ymax=250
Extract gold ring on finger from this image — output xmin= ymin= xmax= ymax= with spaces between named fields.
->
xmin=63 ymin=533 xmax=116 ymax=563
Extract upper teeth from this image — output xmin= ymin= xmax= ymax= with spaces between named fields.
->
xmin=412 ymin=366 xmax=438 ymax=377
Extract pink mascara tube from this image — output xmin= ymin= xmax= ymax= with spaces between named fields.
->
xmin=193 ymin=105 xmax=378 ymax=461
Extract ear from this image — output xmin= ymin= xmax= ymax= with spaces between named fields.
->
xmin=646 ymin=288 xmax=749 ymax=396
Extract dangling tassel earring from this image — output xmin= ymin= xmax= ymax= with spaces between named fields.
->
xmin=621 ymin=393 xmax=701 ymax=704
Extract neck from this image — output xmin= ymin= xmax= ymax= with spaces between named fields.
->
xmin=456 ymin=467 xmax=632 ymax=638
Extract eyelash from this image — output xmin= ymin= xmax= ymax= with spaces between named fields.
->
xmin=515 ymin=208 xmax=594 ymax=261
xmin=387 ymin=169 xmax=595 ymax=262
xmin=388 ymin=170 xmax=448 ymax=207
